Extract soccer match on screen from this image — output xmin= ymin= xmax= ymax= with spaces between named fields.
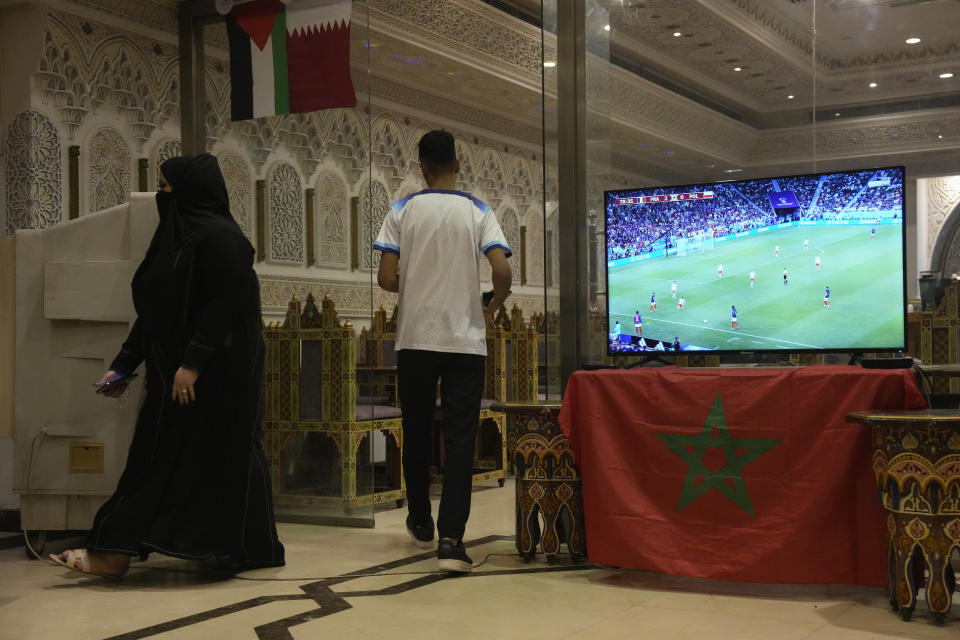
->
xmin=605 ymin=166 xmax=906 ymax=354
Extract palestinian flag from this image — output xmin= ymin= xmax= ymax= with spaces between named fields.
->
xmin=226 ymin=0 xmax=357 ymax=120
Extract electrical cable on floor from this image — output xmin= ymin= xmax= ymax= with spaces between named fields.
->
xmin=22 ymin=429 xmax=64 ymax=569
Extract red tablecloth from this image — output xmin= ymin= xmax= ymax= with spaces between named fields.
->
xmin=559 ymin=366 xmax=926 ymax=585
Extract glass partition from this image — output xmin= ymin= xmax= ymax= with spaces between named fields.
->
xmin=197 ymin=0 xmax=558 ymax=524
xmin=565 ymin=0 xmax=960 ymax=372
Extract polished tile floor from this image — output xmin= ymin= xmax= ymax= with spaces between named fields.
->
xmin=1 ymin=479 xmax=957 ymax=640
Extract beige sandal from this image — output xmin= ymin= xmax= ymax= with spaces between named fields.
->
xmin=49 ymin=549 xmax=124 ymax=579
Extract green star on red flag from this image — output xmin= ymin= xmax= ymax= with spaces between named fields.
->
xmin=655 ymin=393 xmax=780 ymax=518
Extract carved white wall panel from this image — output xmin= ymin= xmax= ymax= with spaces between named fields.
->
xmin=360 ymin=179 xmax=390 ymax=270
xmin=219 ymin=151 xmax=252 ymax=236
xmin=316 ymin=171 xmax=348 ymax=267
xmin=153 ymin=138 xmax=181 ymax=170
xmin=4 ymin=111 xmax=62 ymax=234
xmin=267 ymin=162 xmax=304 ymax=264
xmin=88 ymin=127 xmax=131 ymax=213
xmin=928 ymin=176 xmax=960 ymax=264
xmin=524 ymin=210 xmax=544 ymax=286
xmin=499 ymin=208 xmax=521 ymax=284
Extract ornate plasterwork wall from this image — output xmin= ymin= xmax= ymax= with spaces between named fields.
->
xmin=2 ymin=2 xmax=550 ymax=318
xmin=3 ymin=111 xmax=61 ymax=234
xmin=927 ymin=176 xmax=960 ymax=271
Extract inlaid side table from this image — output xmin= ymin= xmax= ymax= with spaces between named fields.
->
xmin=848 ymin=410 xmax=960 ymax=625
xmin=491 ymin=401 xmax=586 ymax=563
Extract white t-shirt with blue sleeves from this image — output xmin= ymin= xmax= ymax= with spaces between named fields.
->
xmin=374 ymin=189 xmax=511 ymax=356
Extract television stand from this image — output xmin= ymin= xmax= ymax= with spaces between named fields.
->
xmin=751 ymin=353 xmax=795 ymax=367
xmin=625 ymin=353 xmax=673 ymax=368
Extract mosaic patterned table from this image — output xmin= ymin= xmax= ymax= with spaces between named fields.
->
xmin=848 ymin=410 xmax=960 ymax=625
xmin=492 ymin=401 xmax=586 ymax=563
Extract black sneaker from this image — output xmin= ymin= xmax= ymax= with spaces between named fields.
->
xmin=437 ymin=539 xmax=473 ymax=573
xmin=406 ymin=514 xmax=434 ymax=549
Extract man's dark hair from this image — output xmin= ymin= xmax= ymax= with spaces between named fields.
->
xmin=418 ymin=130 xmax=456 ymax=174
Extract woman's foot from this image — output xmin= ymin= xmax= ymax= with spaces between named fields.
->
xmin=51 ymin=549 xmax=130 ymax=578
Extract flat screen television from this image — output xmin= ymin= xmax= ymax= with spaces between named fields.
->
xmin=604 ymin=166 xmax=906 ymax=355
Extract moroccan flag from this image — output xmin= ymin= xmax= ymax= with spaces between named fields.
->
xmin=559 ymin=366 xmax=926 ymax=585
xmin=226 ymin=0 xmax=357 ymax=121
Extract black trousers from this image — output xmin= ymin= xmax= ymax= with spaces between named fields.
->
xmin=397 ymin=349 xmax=485 ymax=541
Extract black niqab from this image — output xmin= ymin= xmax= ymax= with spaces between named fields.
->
xmin=132 ymin=154 xmax=250 ymax=337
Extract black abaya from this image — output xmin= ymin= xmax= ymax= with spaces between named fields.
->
xmin=86 ymin=154 xmax=285 ymax=570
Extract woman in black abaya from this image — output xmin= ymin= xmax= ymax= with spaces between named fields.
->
xmin=52 ymin=154 xmax=285 ymax=577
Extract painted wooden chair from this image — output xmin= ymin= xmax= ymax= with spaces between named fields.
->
xmin=262 ymin=294 xmax=405 ymax=520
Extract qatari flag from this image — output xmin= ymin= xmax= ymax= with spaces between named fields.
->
xmin=227 ymin=0 xmax=356 ymax=121
xmin=767 ymin=191 xmax=800 ymax=209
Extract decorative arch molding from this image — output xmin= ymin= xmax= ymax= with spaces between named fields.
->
xmin=927 ymin=176 xmax=960 ymax=274
xmin=3 ymin=110 xmax=62 ymax=234
xmin=475 ymin=145 xmax=506 ymax=207
xmin=315 ymin=170 xmax=349 ymax=268
xmin=321 ymin=109 xmax=369 ymax=188
xmin=87 ymin=126 xmax=131 ymax=214
xmin=370 ymin=114 xmax=409 ymax=193
xmin=41 ymin=11 xmax=181 ymax=145
xmin=266 ymin=161 xmax=304 ymax=265
xmin=931 ymin=218 xmax=960 ymax=285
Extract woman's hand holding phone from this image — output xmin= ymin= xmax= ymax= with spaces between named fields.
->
xmin=94 ymin=370 xmax=136 ymax=397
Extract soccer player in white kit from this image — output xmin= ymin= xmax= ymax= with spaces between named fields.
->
xmin=775 ymin=244 xmax=780 ymax=258
xmin=677 ymin=296 xmax=685 ymax=311
xmin=815 ymin=254 xmax=821 ymax=271
xmin=717 ymin=263 xmax=723 ymax=279
xmin=672 ymin=280 xmax=677 ymax=299
xmin=804 ymin=239 xmax=808 ymax=251
xmin=749 ymin=270 xmax=756 ymax=288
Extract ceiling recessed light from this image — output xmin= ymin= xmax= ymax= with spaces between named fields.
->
xmin=940 ymin=72 xmax=954 ymax=79
xmin=834 ymin=112 xmax=840 ymax=117
xmin=673 ymin=32 xmax=682 ymax=37
xmin=733 ymin=66 xmax=742 ymax=71
xmin=869 ymin=82 xmax=878 ymax=88
xmin=939 ymin=134 xmax=944 ymax=139
xmin=905 ymin=37 xmax=921 ymax=44
xmin=787 ymin=95 xmax=795 ymax=99
xmin=604 ymin=24 xmax=610 ymax=31
xmin=543 ymin=61 xmax=556 ymax=68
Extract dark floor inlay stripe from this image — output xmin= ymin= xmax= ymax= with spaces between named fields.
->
xmin=105 ymin=533 xmax=591 ymax=640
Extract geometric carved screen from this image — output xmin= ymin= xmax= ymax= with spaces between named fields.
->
xmin=360 ymin=179 xmax=389 ymax=270
xmin=524 ymin=210 xmax=544 ymax=286
xmin=316 ymin=171 xmax=348 ymax=267
xmin=4 ymin=110 xmax=62 ymax=234
xmin=219 ymin=151 xmax=252 ymax=236
xmin=500 ymin=207 xmax=521 ymax=284
xmin=267 ymin=161 xmax=304 ymax=264
xmin=154 ymin=138 xmax=181 ymax=168
xmin=88 ymin=127 xmax=131 ymax=213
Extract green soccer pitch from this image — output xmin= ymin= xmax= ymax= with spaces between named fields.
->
xmin=607 ymin=224 xmax=905 ymax=351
